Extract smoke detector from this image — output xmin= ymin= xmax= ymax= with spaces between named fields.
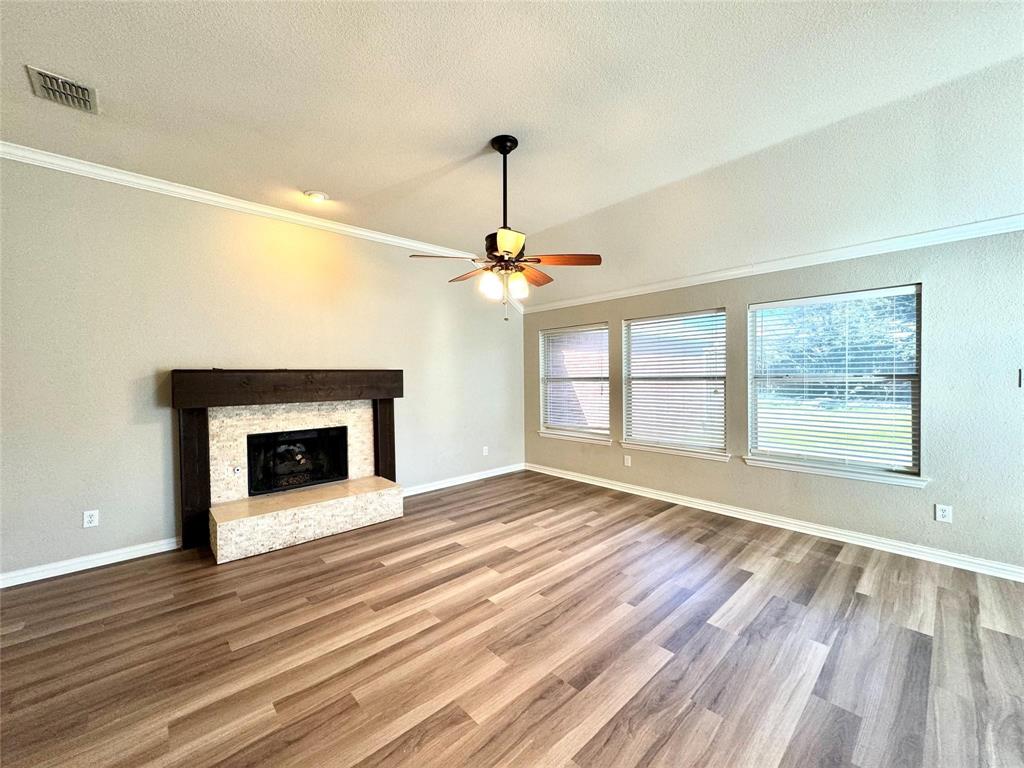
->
xmin=25 ymin=66 xmax=97 ymax=114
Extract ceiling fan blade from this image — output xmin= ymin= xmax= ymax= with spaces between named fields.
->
xmin=522 ymin=266 xmax=554 ymax=286
xmin=524 ymin=254 xmax=602 ymax=266
xmin=449 ymin=268 xmax=485 ymax=283
xmin=409 ymin=254 xmax=476 ymax=260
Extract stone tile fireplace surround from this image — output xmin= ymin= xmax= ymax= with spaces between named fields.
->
xmin=170 ymin=370 xmax=404 ymax=563
xmin=208 ymin=400 xmax=374 ymax=504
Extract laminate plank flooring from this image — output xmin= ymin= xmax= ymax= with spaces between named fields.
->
xmin=1 ymin=470 xmax=1022 ymax=767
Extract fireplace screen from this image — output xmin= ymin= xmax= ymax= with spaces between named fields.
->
xmin=247 ymin=426 xmax=348 ymax=495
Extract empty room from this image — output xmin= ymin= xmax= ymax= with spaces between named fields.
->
xmin=1 ymin=2 xmax=1022 ymax=767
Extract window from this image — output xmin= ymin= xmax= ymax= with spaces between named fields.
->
xmin=748 ymin=285 xmax=921 ymax=479
xmin=623 ymin=309 xmax=727 ymax=454
xmin=540 ymin=324 xmax=609 ymax=438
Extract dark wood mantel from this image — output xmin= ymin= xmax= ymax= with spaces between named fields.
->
xmin=171 ymin=369 xmax=403 ymax=549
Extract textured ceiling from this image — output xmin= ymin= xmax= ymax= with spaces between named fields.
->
xmin=2 ymin=2 xmax=1021 ymax=260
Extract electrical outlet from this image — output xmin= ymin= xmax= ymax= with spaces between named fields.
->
xmin=623 ymin=455 xmax=631 ymax=467
xmin=482 ymin=446 xmax=489 ymax=456
xmin=934 ymin=504 xmax=953 ymax=524
xmin=83 ymin=509 xmax=99 ymax=528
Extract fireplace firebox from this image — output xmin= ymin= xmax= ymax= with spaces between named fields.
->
xmin=247 ymin=426 xmax=348 ymax=496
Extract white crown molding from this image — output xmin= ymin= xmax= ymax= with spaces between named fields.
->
xmin=524 ymin=213 xmax=1024 ymax=313
xmin=525 ymin=463 xmax=1024 ymax=583
xmin=1 ymin=536 xmax=181 ymax=588
xmin=0 ymin=141 xmax=480 ymax=260
xmin=402 ymin=463 xmax=525 ymax=497
xmin=1 ymin=141 xmax=525 ymax=315
xmin=3 ymin=142 xmax=1017 ymax=320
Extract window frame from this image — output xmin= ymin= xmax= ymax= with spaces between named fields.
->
xmin=744 ymin=284 xmax=927 ymax=487
xmin=538 ymin=322 xmax=611 ymax=444
xmin=621 ymin=308 xmax=730 ymax=461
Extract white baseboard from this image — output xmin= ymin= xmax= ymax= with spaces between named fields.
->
xmin=525 ymin=463 xmax=1024 ymax=583
xmin=0 ymin=464 xmax=529 ymax=588
xmin=403 ymin=463 xmax=526 ymax=497
xmin=7 ymin=464 xmax=1017 ymax=586
xmin=1 ymin=536 xmax=182 ymax=588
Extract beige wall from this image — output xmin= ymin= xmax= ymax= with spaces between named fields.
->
xmin=524 ymin=232 xmax=1024 ymax=567
xmin=0 ymin=160 xmax=524 ymax=572
xmin=526 ymin=59 xmax=1024 ymax=307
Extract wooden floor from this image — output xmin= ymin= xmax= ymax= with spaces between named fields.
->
xmin=2 ymin=471 xmax=1022 ymax=768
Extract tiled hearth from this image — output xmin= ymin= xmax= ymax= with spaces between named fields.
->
xmin=210 ymin=475 xmax=402 ymax=563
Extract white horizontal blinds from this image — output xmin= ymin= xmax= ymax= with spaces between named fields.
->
xmin=624 ymin=310 xmax=727 ymax=451
xmin=540 ymin=324 xmax=610 ymax=435
xmin=749 ymin=285 xmax=921 ymax=474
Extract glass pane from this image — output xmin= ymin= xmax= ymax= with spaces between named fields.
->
xmin=749 ymin=287 xmax=920 ymax=473
xmin=627 ymin=379 xmax=725 ymax=449
xmin=543 ymin=380 xmax=610 ymax=433
xmin=625 ymin=310 xmax=726 ymax=450
xmin=541 ymin=325 xmax=610 ymax=435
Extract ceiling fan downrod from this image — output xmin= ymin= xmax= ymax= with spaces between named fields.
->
xmin=490 ymin=134 xmax=518 ymax=230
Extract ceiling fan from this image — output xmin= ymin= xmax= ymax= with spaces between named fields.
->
xmin=410 ymin=135 xmax=601 ymax=317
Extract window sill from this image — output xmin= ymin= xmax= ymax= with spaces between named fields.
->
xmin=620 ymin=441 xmax=731 ymax=463
xmin=741 ymin=455 xmax=931 ymax=488
xmin=538 ymin=430 xmax=612 ymax=446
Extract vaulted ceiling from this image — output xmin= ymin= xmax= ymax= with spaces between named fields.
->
xmin=2 ymin=2 xmax=1021 ymax=302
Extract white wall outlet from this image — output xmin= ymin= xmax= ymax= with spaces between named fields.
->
xmin=623 ymin=455 xmax=631 ymax=467
xmin=934 ymin=504 xmax=953 ymax=524
xmin=83 ymin=509 xmax=99 ymax=528
xmin=482 ymin=446 xmax=489 ymax=456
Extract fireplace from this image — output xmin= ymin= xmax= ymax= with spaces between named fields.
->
xmin=171 ymin=369 xmax=402 ymax=548
xmin=247 ymin=426 xmax=348 ymax=496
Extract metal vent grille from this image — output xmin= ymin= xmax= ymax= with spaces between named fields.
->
xmin=26 ymin=66 xmax=97 ymax=114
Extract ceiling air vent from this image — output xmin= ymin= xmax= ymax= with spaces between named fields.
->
xmin=25 ymin=66 xmax=97 ymax=114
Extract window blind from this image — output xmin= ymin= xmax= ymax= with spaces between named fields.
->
xmin=748 ymin=285 xmax=921 ymax=475
xmin=624 ymin=309 xmax=727 ymax=451
xmin=540 ymin=324 xmax=609 ymax=436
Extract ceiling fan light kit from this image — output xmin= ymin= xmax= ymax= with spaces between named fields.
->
xmin=507 ymin=271 xmax=529 ymax=300
xmin=477 ymin=270 xmax=504 ymax=301
xmin=410 ymin=134 xmax=602 ymax=320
